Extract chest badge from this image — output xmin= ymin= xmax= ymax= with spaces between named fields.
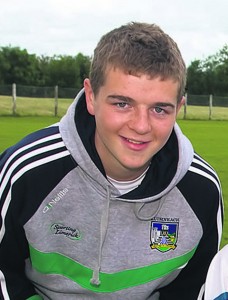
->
xmin=50 ymin=223 xmax=81 ymax=240
xmin=150 ymin=217 xmax=179 ymax=252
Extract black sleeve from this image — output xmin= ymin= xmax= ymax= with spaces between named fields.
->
xmin=0 ymin=150 xmax=41 ymax=299
xmin=0 ymin=198 xmax=40 ymax=299
xmin=0 ymin=222 xmax=40 ymax=299
xmin=0 ymin=127 xmax=72 ymax=299
xmin=158 ymin=168 xmax=223 ymax=300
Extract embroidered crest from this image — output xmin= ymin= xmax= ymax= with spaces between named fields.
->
xmin=50 ymin=223 xmax=81 ymax=240
xmin=150 ymin=217 xmax=179 ymax=252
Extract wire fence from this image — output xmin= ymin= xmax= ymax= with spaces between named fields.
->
xmin=0 ymin=84 xmax=228 ymax=120
xmin=0 ymin=83 xmax=79 ymax=99
xmin=180 ymin=94 xmax=228 ymax=120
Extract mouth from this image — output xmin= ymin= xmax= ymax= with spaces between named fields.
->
xmin=125 ymin=138 xmax=146 ymax=145
xmin=121 ymin=136 xmax=150 ymax=151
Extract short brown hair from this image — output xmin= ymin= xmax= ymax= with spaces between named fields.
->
xmin=89 ymin=22 xmax=186 ymax=102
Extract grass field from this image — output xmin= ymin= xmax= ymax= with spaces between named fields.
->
xmin=0 ymin=115 xmax=227 ymax=247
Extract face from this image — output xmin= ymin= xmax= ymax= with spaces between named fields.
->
xmin=84 ymin=67 xmax=183 ymax=181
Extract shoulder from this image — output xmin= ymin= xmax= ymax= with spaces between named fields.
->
xmin=1 ymin=124 xmax=61 ymax=162
xmin=0 ymin=124 xmax=75 ymax=224
xmin=178 ymin=152 xmax=221 ymax=197
xmin=1 ymin=124 xmax=64 ymax=168
xmin=189 ymin=153 xmax=221 ymax=192
xmin=0 ymin=124 xmax=73 ymax=189
xmin=177 ymin=152 xmax=222 ymax=229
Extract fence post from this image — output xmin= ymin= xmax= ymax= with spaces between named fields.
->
xmin=54 ymin=85 xmax=58 ymax=117
xmin=183 ymin=93 xmax=187 ymax=119
xmin=209 ymin=94 xmax=213 ymax=120
xmin=12 ymin=83 xmax=17 ymax=116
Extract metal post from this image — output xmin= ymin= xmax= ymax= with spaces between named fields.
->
xmin=209 ymin=94 xmax=213 ymax=120
xmin=12 ymin=83 xmax=17 ymax=116
xmin=54 ymin=85 xmax=58 ymax=117
xmin=184 ymin=93 xmax=187 ymax=119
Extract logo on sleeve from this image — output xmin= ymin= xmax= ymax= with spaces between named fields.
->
xmin=150 ymin=217 xmax=179 ymax=253
xmin=43 ymin=188 xmax=69 ymax=214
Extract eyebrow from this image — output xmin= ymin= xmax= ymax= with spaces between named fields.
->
xmin=107 ymin=94 xmax=133 ymax=103
xmin=107 ymin=94 xmax=176 ymax=109
xmin=155 ymin=102 xmax=176 ymax=109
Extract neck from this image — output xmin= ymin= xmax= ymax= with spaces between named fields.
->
xmin=105 ymin=164 xmax=150 ymax=181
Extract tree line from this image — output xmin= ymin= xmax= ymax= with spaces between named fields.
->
xmin=187 ymin=44 xmax=228 ymax=96
xmin=0 ymin=46 xmax=91 ymax=91
xmin=0 ymin=44 xmax=228 ymax=96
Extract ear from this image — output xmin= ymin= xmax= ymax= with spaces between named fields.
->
xmin=84 ymin=78 xmax=95 ymax=116
xmin=176 ymin=96 xmax=185 ymax=114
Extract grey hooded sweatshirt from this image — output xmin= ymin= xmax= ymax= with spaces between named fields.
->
xmin=0 ymin=89 xmax=223 ymax=300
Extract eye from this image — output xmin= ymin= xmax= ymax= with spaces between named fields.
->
xmin=116 ymin=102 xmax=128 ymax=108
xmin=154 ymin=106 xmax=164 ymax=114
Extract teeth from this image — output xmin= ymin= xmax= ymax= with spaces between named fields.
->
xmin=127 ymin=139 xmax=143 ymax=144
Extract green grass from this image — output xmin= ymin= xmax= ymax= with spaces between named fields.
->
xmin=0 ymin=95 xmax=73 ymax=117
xmin=0 ymin=116 xmax=227 ymax=247
xmin=178 ymin=105 xmax=228 ymax=121
xmin=0 ymin=116 xmax=61 ymax=149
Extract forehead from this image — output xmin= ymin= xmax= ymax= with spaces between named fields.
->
xmin=99 ymin=67 xmax=179 ymax=102
xmin=104 ymin=64 xmax=179 ymax=86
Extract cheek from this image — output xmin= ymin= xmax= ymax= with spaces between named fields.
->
xmin=96 ymin=116 xmax=117 ymax=133
xmin=96 ymin=108 xmax=123 ymax=129
xmin=154 ymin=121 xmax=175 ymax=140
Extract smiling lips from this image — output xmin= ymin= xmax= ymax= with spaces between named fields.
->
xmin=127 ymin=138 xmax=145 ymax=144
xmin=122 ymin=137 xmax=148 ymax=150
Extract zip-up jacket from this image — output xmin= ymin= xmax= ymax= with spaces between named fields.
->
xmin=0 ymin=89 xmax=223 ymax=299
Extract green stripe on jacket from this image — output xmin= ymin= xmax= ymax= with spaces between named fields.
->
xmin=27 ymin=295 xmax=43 ymax=300
xmin=29 ymin=245 xmax=197 ymax=293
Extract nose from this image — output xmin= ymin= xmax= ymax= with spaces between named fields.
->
xmin=128 ymin=108 xmax=152 ymax=134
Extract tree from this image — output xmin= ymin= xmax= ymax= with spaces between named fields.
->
xmin=214 ymin=44 xmax=228 ymax=95
xmin=186 ymin=60 xmax=206 ymax=94
xmin=0 ymin=46 xmax=39 ymax=85
xmin=75 ymin=53 xmax=91 ymax=88
xmin=45 ymin=55 xmax=77 ymax=87
xmin=187 ymin=44 xmax=228 ymax=96
xmin=44 ymin=54 xmax=91 ymax=89
xmin=0 ymin=46 xmax=91 ymax=89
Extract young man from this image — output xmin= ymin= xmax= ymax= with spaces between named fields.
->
xmin=0 ymin=22 xmax=223 ymax=299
